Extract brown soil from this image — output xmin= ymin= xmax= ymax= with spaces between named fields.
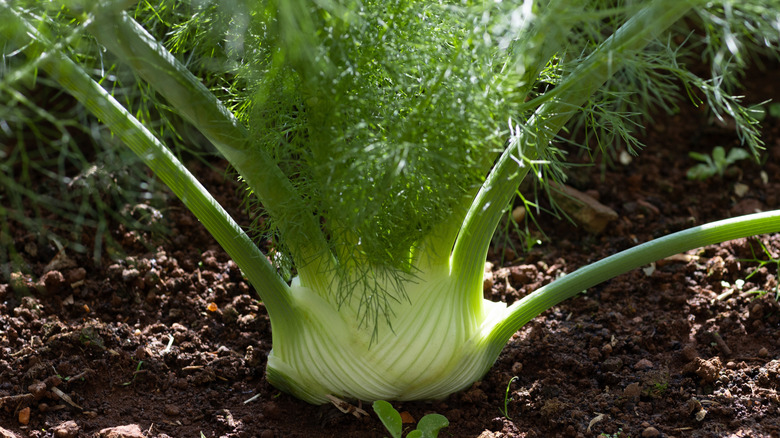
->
xmin=2 ymin=63 xmax=780 ymax=438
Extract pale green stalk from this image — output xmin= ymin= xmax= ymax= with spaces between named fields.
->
xmin=81 ymin=5 xmax=334 ymax=292
xmin=485 ymin=210 xmax=780 ymax=356
xmin=414 ymin=0 xmax=576 ymax=274
xmin=452 ymin=0 xmax=699 ymax=310
xmin=0 ymin=4 xmax=294 ymax=322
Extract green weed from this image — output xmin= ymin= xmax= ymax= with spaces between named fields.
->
xmin=372 ymin=400 xmax=449 ymax=438
xmin=686 ymin=146 xmax=751 ymax=180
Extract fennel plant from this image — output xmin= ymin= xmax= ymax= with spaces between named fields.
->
xmin=2 ymin=0 xmax=780 ymax=405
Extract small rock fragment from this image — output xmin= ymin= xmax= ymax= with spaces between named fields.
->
xmin=623 ymin=382 xmax=641 ymax=400
xmin=602 ymin=356 xmax=623 ymax=373
xmin=53 ymin=420 xmax=80 ymax=438
xmin=483 ymin=271 xmax=494 ymax=292
xmin=42 ymin=270 xmax=65 ymax=293
xmin=98 ymin=425 xmax=145 ymax=438
xmin=28 ymin=380 xmax=47 ymax=400
xmin=121 ymin=268 xmax=140 ymax=283
xmin=550 ymin=183 xmax=618 ymax=233
xmin=734 ymin=183 xmax=749 ymax=197
xmin=510 ymin=264 xmax=537 ymax=284
xmin=634 ymin=358 xmax=654 ymax=370
xmin=18 ymin=407 xmax=30 ymax=425
xmin=66 ymin=267 xmax=87 ymax=283
xmin=758 ymin=347 xmax=769 ymax=358
xmin=641 ymin=426 xmax=660 ymax=438
xmin=686 ymin=398 xmax=703 ymax=416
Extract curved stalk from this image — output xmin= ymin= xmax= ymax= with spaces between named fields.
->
xmin=81 ymin=4 xmax=334 ymax=290
xmin=1 ymin=5 xmax=295 ymax=322
xmin=486 ymin=210 xmax=780 ymax=354
xmin=452 ymin=0 xmax=698 ymax=309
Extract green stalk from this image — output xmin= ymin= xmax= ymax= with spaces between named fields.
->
xmin=416 ymin=0 xmax=578 ymax=275
xmin=452 ymin=0 xmax=698 ymax=304
xmin=487 ymin=210 xmax=780 ymax=350
xmin=1 ymin=5 xmax=294 ymax=320
xmin=80 ymin=4 xmax=333 ymax=290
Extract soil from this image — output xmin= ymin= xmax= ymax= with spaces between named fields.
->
xmin=2 ymin=62 xmax=780 ymax=438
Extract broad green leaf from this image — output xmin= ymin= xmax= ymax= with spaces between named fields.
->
xmin=415 ymin=413 xmax=449 ymax=438
xmin=688 ymin=151 xmax=711 ymax=163
xmin=373 ymin=400 xmax=403 ymax=438
xmin=712 ymin=146 xmax=726 ymax=165
xmin=686 ymin=164 xmax=714 ymax=181
xmin=726 ymin=148 xmax=750 ymax=163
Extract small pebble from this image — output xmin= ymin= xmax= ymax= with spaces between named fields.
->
xmin=623 ymin=382 xmax=641 ymax=399
xmin=758 ymin=347 xmax=769 ymax=358
xmin=121 ymin=268 xmax=140 ymax=283
xmin=97 ymin=424 xmax=145 ymax=438
xmin=42 ymin=270 xmax=65 ymax=293
xmin=602 ymin=356 xmax=623 ymax=373
xmin=18 ymin=407 xmax=30 ymax=425
xmin=66 ymin=267 xmax=87 ymax=283
xmin=28 ymin=380 xmax=47 ymax=400
xmin=635 ymin=358 xmax=654 ymax=370
xmin=164 ymin=404 xmax=180 ymax=416
xmin=261 ymin=430 xmax=274 ymax=438
xmin=641 ymin=426 xmax=660 ymax=438
xmin=53 ymin=420 xmax=80 ymax=438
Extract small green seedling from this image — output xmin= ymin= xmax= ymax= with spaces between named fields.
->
xmin=121 ymin=360 xmax=144 ymax=386
xmin=372 ymin=400 xmax=449 ymax=438
xmin=740 ymin=239 xmax=780 ymax=300
xmin=599 ymin=428 xmax=630 ymax=438
xmin=686 ymin=146 xmax=750 ymax=180
xmin=499 ymin=376 xmax=519 ymax=420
